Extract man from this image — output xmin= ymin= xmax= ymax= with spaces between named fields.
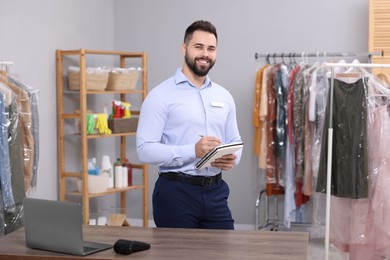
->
xmin=136 ymin=20 xmax=242 ymax=230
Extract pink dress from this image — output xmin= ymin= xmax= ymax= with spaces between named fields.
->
xmin=366 ymin=103 xmax=390 ymax=257
xmin=330 ymin=102 xmax=390 ymax=259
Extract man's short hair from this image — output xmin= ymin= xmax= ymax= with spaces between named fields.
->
xmin=184 ymin=20 xmax=218 ymax=44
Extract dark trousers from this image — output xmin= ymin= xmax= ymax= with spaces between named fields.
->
xmin=152 ymin=175 xmax=234 ymax=229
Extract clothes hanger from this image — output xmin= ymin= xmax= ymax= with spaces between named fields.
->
xmin=304 ymin=51 xmax=321 ymax=76
xmin=300 ymin=52 xmax=307 ymax=67
xmin=365 ymin=66 xmax=390 ymax=110
xmin=334 ymin=59 xmax=363 ymax=84
xmin=368 ymin=66 xmax=390 ymax=95
xmin=376 ymin=73 xmax=390 ymax=86
xmin=281 ymin=53 xmax=286 ymax=65
xmin=375 ymin=65 xmax=390 ymax=88
xmin=0 ymin=67 xmax=9 ymax=85
xmin=266 ymin=54 xmax=270 ymax=65
xmin=287 ymin=53 xmax=296 ymax=69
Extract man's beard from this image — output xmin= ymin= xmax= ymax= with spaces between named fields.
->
xmin=185 ymin=53 xmax=215 ymax=77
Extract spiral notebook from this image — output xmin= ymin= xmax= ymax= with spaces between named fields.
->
xmin=195 ymin=141 xmax=244 ymax=170
xmin=23 ymin=198 xmax=112 ymax=256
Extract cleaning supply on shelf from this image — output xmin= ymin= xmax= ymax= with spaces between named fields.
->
xmin=123 ymin=102 xmax=132 ymax=118
xmin=112 ymin=100 xmax=122 ymax=119
xmin=88 ymin=157 xmax=99 ymax=175
xmin=101 ymin=155 xmax=114 ymax=188
xmin=123 ymin=158 xmax=133 ymax=186
xmin=86 ymin=114 xmax=96 ymax=134
xmin=110 ymin=100 xmax=132 ymax=119
xmin=96 ymin=113 xmax=112 ymax=135
xmin=122 ymin=166 xmax=128 ymax=188
xmin=114 ymin=158 xmax=124 ymax=188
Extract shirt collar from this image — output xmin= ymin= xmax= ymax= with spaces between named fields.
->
xmin=174 ymin=68 xmax=212 ymax=89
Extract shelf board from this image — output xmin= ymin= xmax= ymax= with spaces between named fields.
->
xmin=63 ymin=165 xmax=145 ymax=179
xmin=62 ymin=172 xmax=82 ymax=178
xmin=62 ymin=132 xmax=136 ymax=138
xmin=67 ymin=185 xmax=146 ymax=198
xmin=63 ymin=89 xmax=145 ymax=95
xmin=62 ymin=111 xmax=140 ymax=119
xmin=87 ymin=132 xmax=136 ymax=138
xmin=62 ymin=113 xmax=79 ymax=119
xmin=58 ymin=49 xmax=146 ymax=58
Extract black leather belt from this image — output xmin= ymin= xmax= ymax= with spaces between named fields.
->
xmin=159 ymin=172 xmax=222 ymax=186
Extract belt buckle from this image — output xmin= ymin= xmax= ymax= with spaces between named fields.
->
xmin=202 ymin=176 xmax=213 ymax=186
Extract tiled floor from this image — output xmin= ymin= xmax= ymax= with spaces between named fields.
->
xmin=309 ymin=238 xmax=349 ymax=260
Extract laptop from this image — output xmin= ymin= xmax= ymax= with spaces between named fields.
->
xmin=23 ymin=197 xmax=112 ymax=256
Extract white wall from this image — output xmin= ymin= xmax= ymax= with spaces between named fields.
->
xmin=0 ymin=0 xmax=369 ymax=228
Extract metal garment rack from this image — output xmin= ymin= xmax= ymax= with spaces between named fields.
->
xmin=253 ymin=51 xmax=385 ymax=259
xmin=254 ymin=51 xmax=384 ymax=64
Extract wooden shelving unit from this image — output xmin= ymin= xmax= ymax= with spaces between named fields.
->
xmin=56 ymin=49 xmax=148 ymax=225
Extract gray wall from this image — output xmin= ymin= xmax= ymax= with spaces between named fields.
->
xmin=0 ymin=0 xmax=368 ymax=228
xmin=0 ymin=0 xmax=115 ymax=198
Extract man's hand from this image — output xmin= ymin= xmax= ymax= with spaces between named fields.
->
xmin=210 ymin=153 xmax=237 ymax=171
xmin=195 ymin=136 xmax=221 ymax=158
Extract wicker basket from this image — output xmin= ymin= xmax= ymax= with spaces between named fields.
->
xmin=68 ymin=69 xmax=109 ymax=91
xmin=106 ymin=69 xmax=140 ymax=91
xmin=108 ymin=117 xmax=138 ymax=133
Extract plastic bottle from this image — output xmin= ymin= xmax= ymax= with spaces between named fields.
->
xmin=122 ymin=166 xmax=128 ymax=187
xmin=101 ymin=155 xmax=114 ymax=188
xmin=123 ymin=158 xmax=133 ymax=186
xmin=114 ymin=158 xmax=123 ymax=188
xmin=88 ymin=157 xmax=99 ymax=175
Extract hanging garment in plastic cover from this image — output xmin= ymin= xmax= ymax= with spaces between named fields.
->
xmin=0 ymin=75 xmax=39 ymax=236
xmin=325 ymin=73 xmax=390 ymax=259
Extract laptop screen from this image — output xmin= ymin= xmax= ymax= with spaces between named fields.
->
xmin=23 ymin=198 xmax=111 ymax=256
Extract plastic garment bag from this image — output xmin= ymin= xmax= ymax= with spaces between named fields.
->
xmin=0 ymin=72 xmax=38 ymax=236
xmin=325 ymin=73 xmax=390 ymax=259
xmin=316 ymin=76 xmax=369 ymax=198
xmin=9 ymin=76 xmax=39 ymax=192
xmin=0 ymin=87 xmax=15 ymax=209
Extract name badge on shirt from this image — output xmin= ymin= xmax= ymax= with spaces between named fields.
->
xmin=211 ymin=102 xmax=224 ymax=108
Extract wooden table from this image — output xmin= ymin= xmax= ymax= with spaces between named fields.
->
xmin=0 ymin=226 xmax=309 ymax=259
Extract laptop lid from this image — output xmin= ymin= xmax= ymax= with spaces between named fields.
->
xmin=23 ymin=198 xmax=112 ymax=256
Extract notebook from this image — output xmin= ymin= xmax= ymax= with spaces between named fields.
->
xmin=23 ymin=197 xmax=112 ymax=256
xmin=195 ymin=141 xmax=244 ymax=170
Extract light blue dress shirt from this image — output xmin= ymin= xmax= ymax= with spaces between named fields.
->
xmin=136 ymin=68 xmax=242 ymax=176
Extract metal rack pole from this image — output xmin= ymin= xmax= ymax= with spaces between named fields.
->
xmin=254 ymin=51 xmax=384 ymax=60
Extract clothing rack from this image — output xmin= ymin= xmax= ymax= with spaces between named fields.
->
xmin=254 ymin=51 xmax=386 ymax=260
xmin=323 ymin=62 xmax=390 ymax=260
xmin=255 ymin=51 xmax=385 ymax=228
